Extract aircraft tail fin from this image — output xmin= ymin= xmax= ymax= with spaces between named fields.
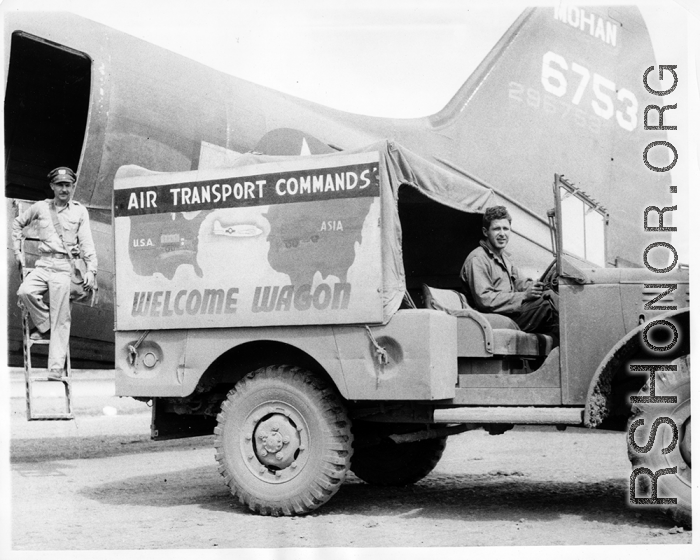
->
xmin=428 ymin=5 xmax=670 ymax=267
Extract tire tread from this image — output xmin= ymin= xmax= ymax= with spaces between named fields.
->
xmin=213 ymin=365 xmax=352 ymax=516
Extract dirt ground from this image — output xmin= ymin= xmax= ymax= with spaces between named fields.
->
xmin=5 ymin=385 xmax=695 ymax=557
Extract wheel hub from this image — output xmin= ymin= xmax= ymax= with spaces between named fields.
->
xmin=241 ymin=402 xmax=309 ymax=483
xmin=254 ymin=413 xmax=301 ymax=469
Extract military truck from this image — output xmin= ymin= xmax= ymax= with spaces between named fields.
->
xmin=112 ymin=141 xmax=690 ymax=524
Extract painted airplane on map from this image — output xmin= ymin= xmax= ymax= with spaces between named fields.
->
xmin=4 ymin=6 xmax=672 ymax=366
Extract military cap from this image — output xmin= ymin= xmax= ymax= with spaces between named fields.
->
xmin=48 ymin=167 xmax=77 ymax=184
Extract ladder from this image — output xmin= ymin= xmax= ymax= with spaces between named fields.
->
xmin=19 ymin=239 xmax=74 ymax=421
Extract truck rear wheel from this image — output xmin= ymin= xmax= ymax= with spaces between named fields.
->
xmin=351 ymin=427 xmax=447 ymax=486
xmin=627 ymin=354 xmax=691 ymax=528
xmin=214 ymin=365 xmax=353 ymax=516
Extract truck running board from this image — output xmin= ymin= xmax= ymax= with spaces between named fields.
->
xmin=433 ymin=407 xmax=584 ymax=425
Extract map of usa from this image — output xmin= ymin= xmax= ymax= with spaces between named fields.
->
xmin=128 ymin=212 xmax=207 ymax=280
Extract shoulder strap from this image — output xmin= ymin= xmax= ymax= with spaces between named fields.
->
xmin=48 ymin=202 xmax=72 ymax=255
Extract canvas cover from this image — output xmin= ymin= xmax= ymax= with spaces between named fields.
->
xmin=112 ymin=140 xmax=495 ymax=330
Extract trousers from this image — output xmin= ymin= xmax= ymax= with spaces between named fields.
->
xmin=512 ymin=289 xmax=560 ymax=346
xmin=17 ymin=258 xmax=72 ymax=371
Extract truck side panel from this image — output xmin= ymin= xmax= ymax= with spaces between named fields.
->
xmin=560 ymin=279 xmax=627 ymax=404
xmin=115 ymin=330 xmax=188 ymax=397
xmin=561 ymin=267 xmax=690 ymax=405
xmin=332 ymin=309 xmax=457 ymax=401
xmin=116 ymin=326 xmax=348 ymax=398
xmin=115 ymin=309 xmax=458 ymax=401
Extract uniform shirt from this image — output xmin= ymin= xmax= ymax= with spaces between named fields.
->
xmin=12 ymin=199 xmax=98 ymax=273
xmin=460 ymin=239 xmax=532 ymax=315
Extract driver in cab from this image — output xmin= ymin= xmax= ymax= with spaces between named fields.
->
xmin=461 ymin=205 xmax=559 ymax=347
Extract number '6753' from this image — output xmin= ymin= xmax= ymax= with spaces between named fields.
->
xmin=541 ymin=51 xmax=638 ymax=131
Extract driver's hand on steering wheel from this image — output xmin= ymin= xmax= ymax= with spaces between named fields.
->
xmin=524 ymin=281 xmax=545 ymax=301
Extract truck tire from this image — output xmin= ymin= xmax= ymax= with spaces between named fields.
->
xmin=627 ymin=354 xmax=691 ymax=528
xmin=214 ymin=365 xmax=353 ymax=516
xmin=351 ymin=431 xmax=447 ymax=486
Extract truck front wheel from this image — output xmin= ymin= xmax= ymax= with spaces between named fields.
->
xmin=351 ymin=425 xmax=447 ymax=486
xmin=627 ymin=354 xmax=691 ymax=528
xmin=214 ymin=365 xmax=353 ymax=516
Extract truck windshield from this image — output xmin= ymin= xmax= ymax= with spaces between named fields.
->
xmin=555 ymin=175 xmax=607 ymax=267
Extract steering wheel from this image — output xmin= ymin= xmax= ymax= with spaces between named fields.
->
xmin=539 ymin=258 xmax=559 ymax=293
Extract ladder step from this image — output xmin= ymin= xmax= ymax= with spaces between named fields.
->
xmin=28 ymin=339 xmax=50 ymax=346
xmin=28 ymin=414 xmax=74 ymax=421
xmin=19 ymin=252 xmax=74 ymax=421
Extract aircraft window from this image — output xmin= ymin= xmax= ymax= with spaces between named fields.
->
xmin=4 ymin=32 xmax=91 ymax=200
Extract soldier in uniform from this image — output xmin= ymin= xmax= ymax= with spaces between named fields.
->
xmin=12 ymin=167 xmax=97 ymax=380
xmin=461 ymin=205 xmax=559 ymax=346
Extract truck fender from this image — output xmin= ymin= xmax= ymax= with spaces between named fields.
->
xmin=583 ymin=308 xmax=689 ymax=428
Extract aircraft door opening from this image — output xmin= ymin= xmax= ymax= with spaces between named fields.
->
xmin=4 ymin=32 xmax=91 ymax=200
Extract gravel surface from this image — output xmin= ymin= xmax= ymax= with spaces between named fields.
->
xmin=5 ymin=382 xmax=695 ymax=557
